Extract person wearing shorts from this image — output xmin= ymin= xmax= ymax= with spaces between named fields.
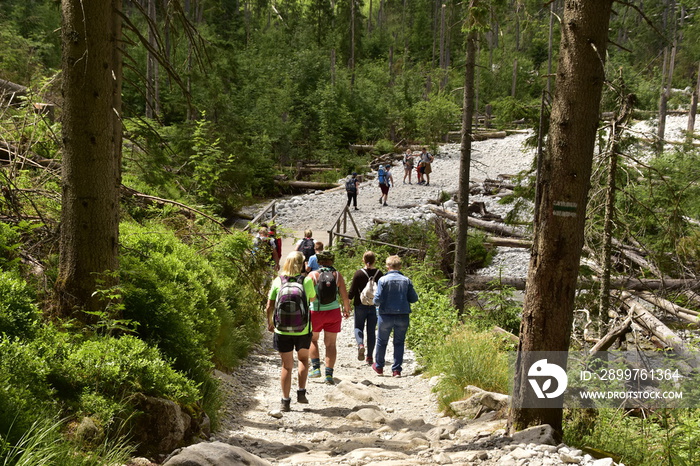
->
xmin=307 ymin=250 xmax=351 ymax=384
xmin=265 ymin=251 xmax=317 ymax=412
xmin=378 ymin=164 xmax=394 ymax=207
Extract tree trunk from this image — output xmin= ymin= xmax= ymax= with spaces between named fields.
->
xmin=687 ymin=62 xmax=700 ymax=143
xmin=508 ymin=0 xmax=613 ymax=438
xmin=599 ymin=91 xmax=635 ymax=328
xmin=452 ymin=13 xmax=477 ymax=314
xmin=146 ymin=0 xmax=159 ymax=119
xmin=350 ymin=0 xmax=356 ymax=87
xmin=57 ymin=0 xmax=123 ymax=314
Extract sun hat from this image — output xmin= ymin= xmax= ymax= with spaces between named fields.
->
xmin=316 ymin=250 xmax=335 ymax=261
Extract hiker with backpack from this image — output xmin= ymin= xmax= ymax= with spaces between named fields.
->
xmin=307 ymin=250 xmax=351 ymax=385
xmin=295 ymin=229 xmax=316 ymax=271
xmin=418 ymin=147 xmax=434 ymax=186
xmin=402 ymin=149 xmax=414 ymax=185
xmin=253 ymin=226 xmax=280 ymax=271
xmin=377 ymin=164 xmax=394 ymax=207
xmin=305 ymin=241 xmax=324 ymax=273
xmin=345 ymin=172 xmax=359 ymax=210
xmin=347 ymin=251 xmax=384 ymax=365
xmin=372 ymin=255 xmax=418 ymax=378
xmin=265 ymin=251 xmax=317 ymax=412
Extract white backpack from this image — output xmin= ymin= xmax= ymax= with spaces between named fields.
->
xmin=360 ymin=269 xmax=379 ymax=306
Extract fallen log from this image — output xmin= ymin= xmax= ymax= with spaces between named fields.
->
xmin=484 ymin=237 xmax=532 ymax=248
xmin=491 ymin=326 xmax=519 ymax=344
xmin=427 ymin=205 xmax=527 ymax=238
xmin=589 ymin=316 xmax=633 ymax=353
xmin=634 ymin=291 xmax=700 ymax=324
xmin=0 ymin=78 xmax=27 ymax=104
xmin=274 ymin=180 xmax=340 ymax=190
xmin=463 ymin=275 xmax=700 ymax=291
xmin=472 ymin=131 xmax=508 ymax=141
xmin=349 ymin=144 xmax=374 ymax=152
xmin=620 ymin=291 xmax=700 ymax=367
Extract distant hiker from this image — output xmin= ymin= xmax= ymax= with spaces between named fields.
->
xmin=402 ymin=149 xmax=414 ymax=185
xmin=419 ymin=147 xmax=434 ymax=186
xmin=253 ymin=226 xmax=280 ymax=271
xmin=295 ymin=229 xmax=315 ymax=270
xmin=372 ymin=255 xmax=418 ymax=378
xmin=347 ymin=251 xmax=384 ymax=365
xmin=307 ymin=250 xmax=351 ymax=385
xmin=265 ymin=251 xmax=317 ymax=412
xmin=269 ymin=224 xmax=282 ymax=264
xmin=305 ymin=241 xmax=324 ymax=274
xmin=377 ymin=164 xmax=394 ymax=207
xmin=416 ymin=161 xmax=424 ymax=184
xmin=345 ymin=172 xmax=359 ymax=210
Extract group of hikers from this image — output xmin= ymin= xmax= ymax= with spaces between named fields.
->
xmin=344 ymin=147 xmax=435 ymax=209
xmin=264 ymin=230 xmax=419 ymax=412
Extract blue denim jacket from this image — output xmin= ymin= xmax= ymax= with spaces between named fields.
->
xmin=373 ymin=270 xmax=418 ymax=314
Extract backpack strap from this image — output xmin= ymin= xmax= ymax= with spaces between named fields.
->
xmin=360 ymin=268 xmax=369 ymax=279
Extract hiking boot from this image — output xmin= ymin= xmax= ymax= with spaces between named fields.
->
xmin=425 ymin=182 xmax=430 ymax=186
xmin=357 ymin=345 xmax=365 ymax=361
xmin=383 ymin=202 xmax=388 ymax=206
xmin=309 ymin=367 xmax=321 ymax=378
xmin=297 ymin=389 xmax=308 ymax=404
xmin=365 ymin=357 xmax=373 ymax=365
xmin=281 ymin=398 xmax=291 ymax=412
xmin=392 ymin=370 xmax=401 ymax=378
xmin=324 ymin=375 xmax=335 ymax=385
xmin=372 ymin=363 xmax=383 ymax=375
xmin=354 ymin=207 xmax=359 ymax=210
xmin=379 ymin=197 xmax=383 ymax=204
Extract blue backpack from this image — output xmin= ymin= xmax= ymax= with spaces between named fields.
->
xmin=378 ymin=167 xmax=387 ymax=186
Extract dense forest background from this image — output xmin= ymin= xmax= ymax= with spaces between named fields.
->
xmin=2 ymin=0 xmax=700 ymax=464
xmin=4 ymin=0 xmax=698 ymax=216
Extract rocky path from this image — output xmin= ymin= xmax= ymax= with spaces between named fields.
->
xmin=158 ymin=128 xmax=662 ymax=465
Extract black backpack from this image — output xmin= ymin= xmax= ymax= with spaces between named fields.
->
xmin=299 ymin=238 xmax=315 ymax=260
xmin=316 ymin=267 xmax=338 ymax=305
xmin=274 ymin=275 xmax=309 ymax=333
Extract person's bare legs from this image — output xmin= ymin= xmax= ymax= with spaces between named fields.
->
xmin=323 ymin=332 xmax=338 ymax=369
xmin=297 ymin=348 xmax=309 ymax=389
xmin=279 ymin=351 xmax=294 ymax=399
xmin=310 ymin=331 xmax=321 ymax=361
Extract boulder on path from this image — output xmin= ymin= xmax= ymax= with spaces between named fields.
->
xmin=131 ymin=394 xmax=191 ymax=457
xmin=162 ymin=441 xmax=271 ymax=466
xmin=346 ymin=406 xmax=387 ymax=424
xmin=511 ymin=424 xmax=558 ymax=446
xmin=335 ymin=379 xmax=381 ymax=402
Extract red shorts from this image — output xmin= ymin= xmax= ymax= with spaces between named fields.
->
xmin=380 ymin=184 xmax=390 ymax=195
xmin=311 ymin=308 xmax=342 ymax=333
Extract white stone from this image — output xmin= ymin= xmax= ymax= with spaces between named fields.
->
xmin=591 ymin=459 xmax=615 ymax=466
xmin=268 ymin=410 xmax=283 ymax=419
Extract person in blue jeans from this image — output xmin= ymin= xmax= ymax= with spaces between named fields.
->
xmin=372 ymin=255 xmax=418 ymax=378
xmin=347 ymin=251 xmax=384 ymax=365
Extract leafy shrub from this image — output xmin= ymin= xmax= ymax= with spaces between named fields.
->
xmin=405 ymin=264 xmax=459 ymax=359
xmin=374 ymin=139 xmax=395 ymax=154
xmin=490 ymin=96 xmax=539 ymax=127
xmin=0 ymin=222 xmax=20 ymax=271
xmin=413 ymin=92 xmax=460 ymax=144
xmin=467 ymin=280 xmax=522 ymax=335
xmin=119 ymin=222 xmax=263 ymax=380
xmin=62 ymin=336 xmax=199 ymax=404
xmin=0 ymin=271 xmax=40 ymax=339
xmin=0 ymin=337 xmax=57 ymax=444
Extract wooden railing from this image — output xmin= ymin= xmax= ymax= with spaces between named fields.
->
xmin=244 ymin=200 xmax=276 ymax=231
xmin=326 ymin=206 xmax=420 ymax=253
